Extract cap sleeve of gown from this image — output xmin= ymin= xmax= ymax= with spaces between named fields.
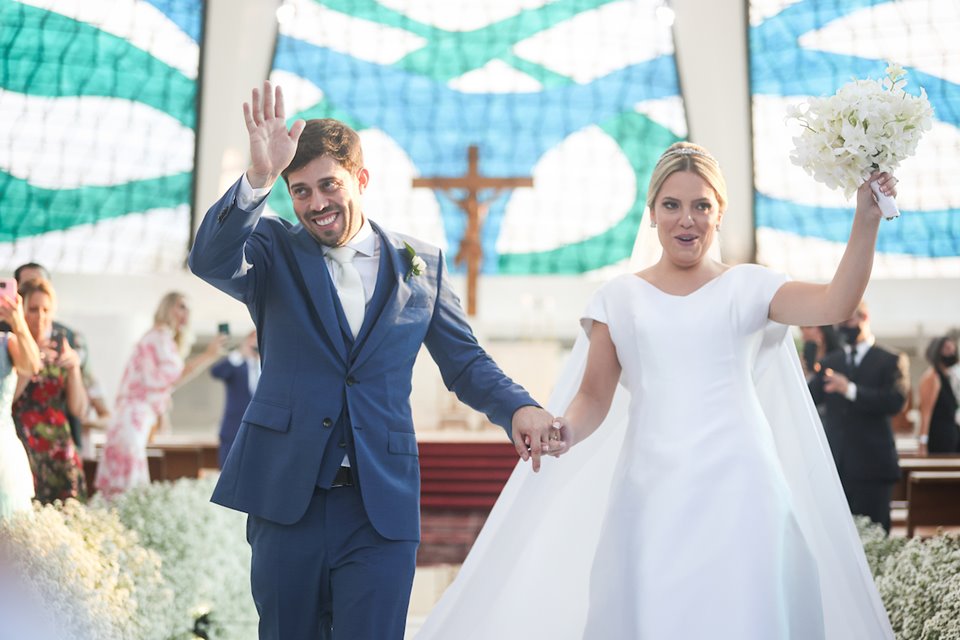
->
xmin=737 ymin=264 xmax=789 ymax=335
xmin=579 ymin=278 xmax=617 ymax=336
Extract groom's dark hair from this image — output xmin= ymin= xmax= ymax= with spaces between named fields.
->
xmin=282 ymin=118 xmax=364 ymax=185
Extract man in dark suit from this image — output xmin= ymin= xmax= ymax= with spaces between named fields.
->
xmin=210 ymin=330 xmax=260 ymax=468
xmin=189 ymin=82 xmax=561 ymax=640
xmin=809 ymin=300 xmax=909 ymax=532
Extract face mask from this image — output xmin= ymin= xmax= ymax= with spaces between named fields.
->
xmin=942 ymin=354 xmax=959 ymax=368
xmin=838 ymin=325 xmax=861 ymax=345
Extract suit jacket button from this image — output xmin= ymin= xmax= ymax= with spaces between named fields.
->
xmin=338 ymin=441 xmax=347 ymax=448
xmin=322 ymin=418 xmax=333 ymax=428
xmin=346 ymin=376 xmax=357 ymax=386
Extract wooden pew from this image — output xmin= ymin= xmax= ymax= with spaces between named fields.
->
xmin=893 ymin=456 xmax=960 ymax=502
xmin=418 ymin=441 xmax=517 ymax=565
xmin=84 ymin=436 xmax=219 ymax=495
xmin=906 ymin=471 xmax=960 ymax=537
xmin=149 ymin=444 xmax=205 ymax=481
xmin=83 ymin=449 xmax=166 ymax=497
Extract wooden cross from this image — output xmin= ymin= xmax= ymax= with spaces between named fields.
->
xmin=412 ymin=145 xmax=533 ymax=316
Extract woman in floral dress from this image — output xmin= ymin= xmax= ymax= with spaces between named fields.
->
xmin=95 ymin=292 xmax=224 ymax=499
xmin=12 ymin=278 xmax=88 ymax=504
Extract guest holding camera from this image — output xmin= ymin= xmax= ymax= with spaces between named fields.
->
xmin=800 ymin=324 xmax=842 ymax=380
xmin=95 ymin=292 xmax=225 ymax=499
xmin=11 ymin=278 xmax=88 ymax=504
xmin=14 ymin=263 xmax=111 ymax=450
xmin=210 ymin=329 xmax=259 ymax=468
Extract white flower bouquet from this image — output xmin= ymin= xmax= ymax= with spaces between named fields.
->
xmin=787 ymin=63 xmax=934 ymax=220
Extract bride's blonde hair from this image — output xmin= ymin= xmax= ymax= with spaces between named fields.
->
xmin=646 ymin=142 xmax=727 ymax=213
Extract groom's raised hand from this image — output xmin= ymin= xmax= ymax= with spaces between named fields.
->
xmin=243 ymin=80 xmax=306 ymax=190
xmin=511 ymin=406 xmax=568 ymax=472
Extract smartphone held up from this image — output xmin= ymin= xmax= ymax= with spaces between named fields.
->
xmin=0 ymin=277 xmax=16 ymax=332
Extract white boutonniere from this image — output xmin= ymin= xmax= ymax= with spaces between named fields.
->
xmin=404 ymin=242 xmax=426 ymax=281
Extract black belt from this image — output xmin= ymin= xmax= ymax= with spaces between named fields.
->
xmin=330 ymin=466 xmax=354 ymax=488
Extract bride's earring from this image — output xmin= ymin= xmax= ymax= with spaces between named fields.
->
xmin=650 ymin=219 xmax=657 ymax=228
xmin=715 ymin=223 xmax=721 ymax=232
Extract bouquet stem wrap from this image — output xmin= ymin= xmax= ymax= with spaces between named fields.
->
xmin=869 ymin=180 xmax=899 ymax=220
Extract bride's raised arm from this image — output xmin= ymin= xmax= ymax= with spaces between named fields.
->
xmin=768 ymin=171 xmax=897 ymax=327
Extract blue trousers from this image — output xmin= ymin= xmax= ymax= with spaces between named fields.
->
xmin=247 ymin=485 xmax=418 ymax=639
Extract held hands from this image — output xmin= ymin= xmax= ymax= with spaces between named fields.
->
xmin=511 ymin=406 xmax=571 ymax=472
xmin=243 ymin=81 xmax=306 ymax=189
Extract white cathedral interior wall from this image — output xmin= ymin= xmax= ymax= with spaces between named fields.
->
xmin=36 ymin=0 xmax=958 ymax=434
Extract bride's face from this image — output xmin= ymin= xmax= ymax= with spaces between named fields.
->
xmin=650 ymin=170 xmax=723 ymax=268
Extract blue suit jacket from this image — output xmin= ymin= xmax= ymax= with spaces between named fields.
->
xmin=189 ymin=179 xmax=536 ymax=541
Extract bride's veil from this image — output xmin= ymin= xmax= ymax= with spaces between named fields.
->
xmin=415 ymin=213 xmax=893 ymax=638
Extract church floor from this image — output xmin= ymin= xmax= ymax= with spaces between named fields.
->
xmin=404 ymin=564 xmax=460 ymax=638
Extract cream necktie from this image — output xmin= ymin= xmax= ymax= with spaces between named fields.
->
xmin=326 ymin=246 xmax=365 ymax=338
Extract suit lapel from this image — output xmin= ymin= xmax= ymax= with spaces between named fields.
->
xmin=290 ymin=228 xmax=349 ymax=363
xmin=351 ymin=224 xmax=412 ymax=370
xmin=852 ymin=346 xmax=877 ymax=381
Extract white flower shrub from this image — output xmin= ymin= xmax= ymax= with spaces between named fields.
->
xmin=788 ymin=63 xmax=934 ymax=198
xmin=856 ymin=515 xmax=908 ymax=578
xmin=877 ymin=535 xmax=960 ymax=640
xmin=93 ymin=476 xmax=257 ymax=639
xmin=857 ymin=518 xmax=960 ymax=640
xmin=0 ymin=501 xmax=171 ymax=640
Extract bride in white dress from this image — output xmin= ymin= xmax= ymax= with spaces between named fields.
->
xmin=417 ymin=143 xmax=897 ymax=639
xmin=0 ymin=289 xmax=42 ymax=519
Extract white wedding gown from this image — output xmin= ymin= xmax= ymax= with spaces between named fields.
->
xmin=0 ymin=334 xmax=35 ymax=519
xmin=417 ymin=264 xmax=893 ymax=639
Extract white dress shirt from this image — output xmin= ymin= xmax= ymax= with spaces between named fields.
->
xmin=842 ymin=336 xmax=875 ymax=401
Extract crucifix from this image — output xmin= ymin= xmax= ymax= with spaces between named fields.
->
xmin=412 ymin=145 xmax=533 ymax=316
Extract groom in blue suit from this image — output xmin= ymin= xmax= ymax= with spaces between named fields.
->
xmin=189 ymin=82 xmax=561 ymax=640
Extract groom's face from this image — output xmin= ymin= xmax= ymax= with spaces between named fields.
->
xmin=288 ymin=155 xmax=369 ymax=247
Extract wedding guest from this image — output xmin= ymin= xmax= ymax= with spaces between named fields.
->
xmin=0 ymin=290 xmax=42 ymax=518
xmin=809 ymin=301 xmax=909 ymax=532
xmin=12 ymin=278 xmax=88 ymax=504
xmin=917 ymin=336 xmax=960 ymax=454
xmin=95 ymin=292 xmax=225 ymax=499
xmin=800 ymin=324 xmax=841 ymax=380
xmin=210 ymin=330 xmax=260 ymax=467
xmin=14 ymin=263 xmax=111 ymax=449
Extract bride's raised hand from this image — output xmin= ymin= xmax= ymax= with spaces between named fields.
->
xmin=858 ymin=171 xmax=898 ymax=220
xmin=243 ymin=81 xmax=306 ymax=189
